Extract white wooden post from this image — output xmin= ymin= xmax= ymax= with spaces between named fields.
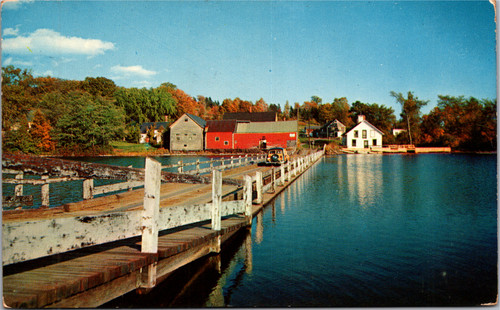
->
xmin=285 ymin=162 xmax=290 ymax=182
xmin=211 ymin=170 xmax=222 ymax=231
xmin=41 ymin=175 xmax=49 ymax=207
xmin=243 ymin=175 xmax=253 ymax=224
xmin=280 ymin=165 xmax=285 ymax=186
xmin=210 ymin=159 xmax=214 ymax=169
xmin=230 ymin=156 xmax=234 ymax=168
xmin=14 ymin=172 xmax=23 ymax=197
xmin=141 ymin=157 xmax=161 ymax=253
xmin=82 ymin=179 xmax=94 ymax=200
xmin=272 ymin=167 xmax=277 ymax=192
xmin=255 ymin=171 xmax=263 ymax=204
xmin=177 ymin=160 xmax=183 ymax=173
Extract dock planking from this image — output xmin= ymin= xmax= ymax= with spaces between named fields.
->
xmin=3 ymin=215 xmax=249 ymax=308
xmin=3 ymin=151 xmax=324 ymax=308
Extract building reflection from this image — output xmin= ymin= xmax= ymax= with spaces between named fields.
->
xmin=342 ymin=154 xmax=383 ymax=208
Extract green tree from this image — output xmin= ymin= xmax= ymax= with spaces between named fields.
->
xmin=390 ymin=91 xmax=428 ymax=145
xmin=350 ymin=101 xmax=395 ymax=134
xmin=1 ymin=66 xmax=37 ymax=130
xmin=82 ymin=77 xmax=117 ymax=98
xmin=2 ymin=116 xmax=38 ymax=154
xmin=54 ymin=94 xmax=125 ymax=152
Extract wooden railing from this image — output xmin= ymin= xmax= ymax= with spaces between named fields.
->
xmin=1 ymin=154 xmax=264 ymax=209
xmin=2 ymin=150 xmax=324 ymax=266
xmin=162 ymin=154 xmax=266 ymax=175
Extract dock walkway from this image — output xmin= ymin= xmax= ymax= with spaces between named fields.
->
xmin=3 ymin=150 xmax=324 ymax=308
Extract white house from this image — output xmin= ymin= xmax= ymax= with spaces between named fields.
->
xmin=344 ymin=115 xmax=384 ymax=149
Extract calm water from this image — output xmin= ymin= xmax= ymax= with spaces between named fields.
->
xmin=2 ymin=155 xmax=229 ymax=208
xmin=104 ymin=153 xmax=498 ymax=307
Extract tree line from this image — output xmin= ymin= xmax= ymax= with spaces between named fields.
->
xmin=2 ymin=66 xmax=496 ymax=154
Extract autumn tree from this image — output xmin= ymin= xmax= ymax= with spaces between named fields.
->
xmin=423 ymin=96 xmax=497 ymax=150
xmin=390 ymin=91 xmax=428 ymax=145
xmin=30 ymin=109 xmax=55 ymax=152
xmin=167 ymin=87 xmax=201 ymax=117
xmin=254 ymin=98 xmax=268 ymax=112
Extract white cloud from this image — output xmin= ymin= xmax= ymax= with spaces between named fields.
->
xmin=2 ymin=0 xmax=34 ymax=10
xmin=3 ymin=27 xmax=19 ymax=36
xmin=133 ymin=80 xmax=154 ymax=88
xmin=111 ymin=65 xmax=157 ymax=77
xmin=2 ymin=28 xmax=115 ymax=56
xmin=2 ymin=56 xmax=33 ymax=67
xmin=36 ymin=70 xmax=54 ymax=77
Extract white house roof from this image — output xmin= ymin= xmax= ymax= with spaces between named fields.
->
xmin=344 ymin=120 xmax=384 ymax=136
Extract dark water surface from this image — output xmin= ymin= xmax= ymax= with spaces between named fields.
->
xmin=104 ymin=153 xmax=497 ymax=307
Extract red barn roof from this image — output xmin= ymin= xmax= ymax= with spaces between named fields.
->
xmin=205 ymin=120 xmax=238 ymax=133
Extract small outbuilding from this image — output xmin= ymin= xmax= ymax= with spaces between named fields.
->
xmin=169 ymin=113 xmax=206 ymax=151
xmin=344 ymin=115 xmax=384 ymax=149
xmin=139 ymin=122 xmax=169 ymax=144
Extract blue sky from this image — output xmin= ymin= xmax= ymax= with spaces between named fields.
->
xmin=2 ymin=0 xmax=497 ymax=115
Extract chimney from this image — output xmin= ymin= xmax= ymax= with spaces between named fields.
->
xmin=357 ymin=115 xmax=366 ymax=123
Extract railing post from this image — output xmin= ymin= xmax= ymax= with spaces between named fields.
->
xmin=255 ymin=171 xmax=263 ymax=204
xmin=272 ymin=167 xmax=277 ymax=192
xmin=140 ymin=157 xmax=161 ymax=290
xmin=83 ymin=179 xmax=94 ymax=200
xmin=141 ymin=157 xmax=161 ymax=254
xmin=285 ymin=162 xmax=290 ymax=182
xmin=239 ymin=155 xmax=242 ymax=166
xmin=177 ymin=160 xmax=183 ymax=174
xmin=14 ymin=172 xmax=23 ymax=197
xmin=210 ymin=159 xmax=214 ymax=169
xmin=230 ymin=156 xmax=234 ymax=168
xmin=196 ymin=159 xmax=200 ymax=173
xmin=243 ymin=175 xmax=253 ymax=224
xmin=211 ymin=170 xmax=222 ymax=231
xmin=280 ymin=165 xmax=285 ymax=186
xmin=41 ymin=175 xmax=49 ymax=207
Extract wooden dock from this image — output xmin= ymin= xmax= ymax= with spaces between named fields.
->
xmin=2 ymin=150 xmax=324 ymax=308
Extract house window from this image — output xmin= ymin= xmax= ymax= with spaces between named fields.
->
xmin=373 ymin=139 xmax=377 ymax=146
xmin=362 ymin=130 xmax=367 ymax=139
xmin=184 ymin=144 xmax=187 ymax=147
xmin=352 ymin=139 xmax=357 ymax=147
xmin=224 ymin=141 xmax=229 ymax=145
xmin=215 ymin=137 xmax=220 ymax=141
xmin=354 ymin=130 xmax=358 ymax=138
xmin=177 ymin=137 xmax=180 ymax=141
xmin=364 ymin=140 xmax=369 ymax=148
xmin=184 ymin=118 xmax=188 ymax=122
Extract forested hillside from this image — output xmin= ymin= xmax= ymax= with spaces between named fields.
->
xmin=2 ymin=66 xmax=496 ymax=154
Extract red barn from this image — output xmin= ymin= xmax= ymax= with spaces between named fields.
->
xmin=205 ymin=120 xmax=238 ymax=149
xmin=234 ymin=121 xmax=297 ymax=149
xmin=205 ymin=120 xmax=298 ymax=150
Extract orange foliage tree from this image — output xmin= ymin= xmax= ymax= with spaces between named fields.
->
xmin=30 ymin=109 xmax=55 ymax=152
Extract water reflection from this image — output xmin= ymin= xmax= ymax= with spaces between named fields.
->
xmin=205 ymin=231 xmax=254 ymax=307
xmin=342 ymin=154 xmax=383 ymax=207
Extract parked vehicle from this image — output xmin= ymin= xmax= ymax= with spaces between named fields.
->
xmin=266 ymin=147 xmax=289 ymax=166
